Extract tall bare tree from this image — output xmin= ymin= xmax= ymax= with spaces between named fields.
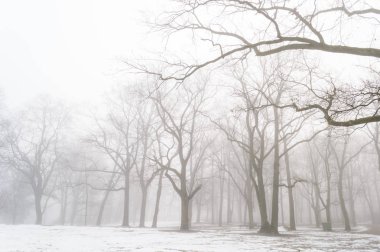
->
xmin=150 ymin=81 xmax=208 ymax=231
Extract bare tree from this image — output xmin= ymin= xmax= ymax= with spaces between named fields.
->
xmin=95 ymin=163 xmax=121 ymax=226
xmin=134 ymin=92 xmax=158 ymax=227
xmin=86 ymin=86 xmax=139 ymax=227
xmin=314 ymin=133 xmax=333 ymax=230
xmin=132 ymin=0 xmax=380 ymax=126
xmin=3 ymin=98 xmax=68 ymax=224
xmin=150 ymin=81 xmax=208 ymax=231
xmin=151 ymin=169 xmax=164 ymax=228
xmin=368 ymin=120 xmax=380 ymax=171
xmin=304 ymin=142 xmax=323 ymax=228
xmin=225 ymin=142 xmax=255 ymax=229
xmin=330 ymin=132 xmax=370 ymax=231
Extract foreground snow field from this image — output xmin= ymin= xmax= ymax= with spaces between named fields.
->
xmin=0 ymin=225 xmax=379 ymax=252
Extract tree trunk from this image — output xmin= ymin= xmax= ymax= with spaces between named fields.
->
xmin=374 ymin=178 xmax=380 ymax=224
xmin=326 ymin=179 xmax=332 ymax=228
xmin=70 ymin=195 xmax=78 ymax=225
xmin=363 ymin=185 xmax=376 ymax=224
xmin=60 ymin=187 xmax=68 ymax=225
xmin=284 ymin=149 xmax=296 ymax=230
xmin=188 ymin=199 xmax=193 ymax=228
xmin=152 ymin=171 xmax=164 ymax=228
xmin=122 ymin=171 xmax=130 ymax=227
xmin=211 ymin=177 xmax=215 ymax=225
xmin=246 ymin=179 xmax=255 ymax=229
xmin=195 ymin=195 xmax=202 ymax=223
xmin=227 ymin=176 xmax=232 ymax=224
xmin=270 ymin=106 xmax=280 ymax=235
xmin=34 ymin=191 xmax=43 ymax=225
xmin=347 ymin=169 xmax=357 ymax=227
xmin=139 ymin=188 xmax=147 ymax=227
xmin=312 ymin=175 xmax=322 ymax=228
xmin=337 ymin=169 xmax=351 ymax=231
xmin=308 ymin=200 xmax=313 ymax=225
xmin=238 ymin=195 xmax=243 ymax=225
xmin=180 ymin=195 xmax=190 ymax=231
xmin=96 ymin=189 xmax=112 ymax=226
xmin=280 ymin=187 xmax=284 ymax=226
xmin=256 ymin=172 xmax=271 ymax=233
xmin=218 ymin=177 xmax=224 ymax=227
xmin=312 ymin=205 xmax=321 ymax=228
xmin=247 ymin=196 xmax=254 ymax=229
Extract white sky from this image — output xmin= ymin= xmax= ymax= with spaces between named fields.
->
xmin=0 ymin=0 xmax=168 ymax=107
xmin=1 ymin=0 xmax=378 ymax=109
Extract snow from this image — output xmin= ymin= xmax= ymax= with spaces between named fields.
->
xmin=0 ymin=225 xmax=379 ymax=252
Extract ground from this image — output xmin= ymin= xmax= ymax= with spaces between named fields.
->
xmin=0 ymin=225 xmax=379 ymax=252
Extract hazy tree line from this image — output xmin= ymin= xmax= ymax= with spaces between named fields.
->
xmin=0 ymin=58 xmax=379 ymax=234
xmin=1 ymin=0 xmax=380 ymax=236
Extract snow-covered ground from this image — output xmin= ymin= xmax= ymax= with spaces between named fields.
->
xmin=0 ymin=225 xmax=379 ymax=252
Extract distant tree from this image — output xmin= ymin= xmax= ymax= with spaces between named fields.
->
xmin=86 ymin=86 xmax=140 ymax=227
xmin=330 ymin=133 xmax=370 ymax=231
xmin=313 ymin=134 xmax=333 ymax=230
xmin=3 ymin=97 xmax=68 ymax=224
xmin=134 ymin=91 xmax=159 ymax=227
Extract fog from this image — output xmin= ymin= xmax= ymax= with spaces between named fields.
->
xmin=0 ymin=1 xmax=380 ymax=251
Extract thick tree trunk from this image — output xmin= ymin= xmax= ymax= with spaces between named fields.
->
xmin=196 ymin=201 xmax=201 ymax=223
xmin=312 ymin=176 xmax=322 ymax=228
xmin=180 ymin=195 xmax=190 ymax=231
xmin=34 ymin=191 xmax=43 ymax=225
xmin=195 ymin=195 xmax=202 ymax=223
xmin=338 ymin=169 xmax=351 ymax=231
xmin=122 ymin=171 xmax=130 ymax=227
xmin=188 ymin=199 xmax=193 ymax=228
xmin=246 ymin=180 xmax=255 ymax=229
xmin=139 ymin=188 xmax=147 ymax=227
xmin=256 ymin=173 xmax=270 ymax=233
xmin=152 ymin=171 xmax=164 ymax=228
xmin=247 ymin=196 xmax=254 ymax=229
xmin=312 ymin=205 xmax=321 ymax=228
xmin=308 ymin=201 xmax=313 ymax=225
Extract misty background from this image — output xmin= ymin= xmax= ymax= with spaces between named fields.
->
xmin=0 ymin=1 xmax=379 ymax=249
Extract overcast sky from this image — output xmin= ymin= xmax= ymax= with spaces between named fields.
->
xmin=0 ymin=0 xmax=168 ymax=108
xmin=1 ymin=0 xmax=378 ymax=110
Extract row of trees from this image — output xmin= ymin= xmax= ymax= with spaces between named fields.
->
xmin=1 ymin=56 xmax=380 ymax=234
